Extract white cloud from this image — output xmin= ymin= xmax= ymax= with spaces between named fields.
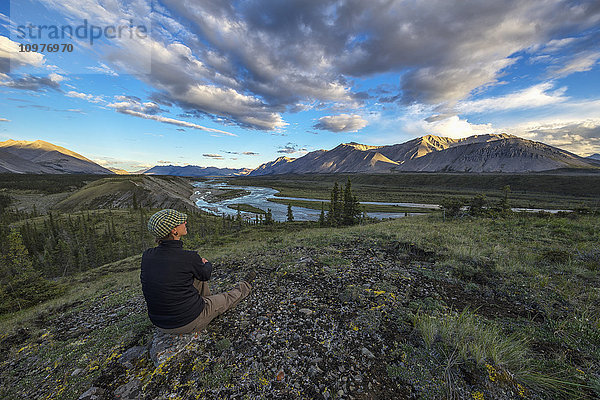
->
xmin=277 ymin=142 xmax=308 ymax=154
xmin=0 ymin=73 xmax=63 ymax=91
xmin=423 ymin=115 xmax=495 ymax=139
xmin=0 ymin=36 xmax=45 ymax=71
xmin=0 ymin=118 xmax=9 ymax=122
xmin=314 ymin=114 xmax=368 ymax=132
xmin=115 ymin=108 xmax=237 ymax=136
xmin=92 ymin=156 xmax=153 ymax=172
xmin=175 ymin=84 xmax=288 ymax=130
xmin=550 ymin=51 xmax=600 ymax=77
xmin=67 ymin=91 xmax=105 ymax=103
xmin=0 ymin=37 xmax=67 ymax=91
xmin=34 ymin=0 xmax=600 ymax=131
xmin=86 ymin=62 xmax=119 ymax=76
xmin=48 ymin=73 xmax=65 ymax=83
xmin=457 ymin=82 xmax=568 ymax=114
xmin=504 ymin=119 xmax=600 ymax=156
xmin=108 ymin=96 xmax=163 ymax=115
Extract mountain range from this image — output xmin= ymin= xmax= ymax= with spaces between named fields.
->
xmin=0 ymin=135 xmax=598 ymax=176
xmin=249 ymin=133 xmax=599 ymax=174
xmin=0 ymin=140 xmax=113 ymax=174
xmin=144 ymin=165 xmax=252 ymax=177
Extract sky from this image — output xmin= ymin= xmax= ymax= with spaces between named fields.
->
xmin=0 ymin=0 xmax=599 ymax=172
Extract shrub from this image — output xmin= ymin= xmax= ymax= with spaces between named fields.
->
xmin=440 ymin=197 xmax=464 ymax=218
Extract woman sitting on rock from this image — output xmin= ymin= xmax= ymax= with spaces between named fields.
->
xmin=141 ymin=209 xmax=255 ymax=334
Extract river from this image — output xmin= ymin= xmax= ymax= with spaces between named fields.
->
xmin=191 ymin=181 xmax=428 ymax=222
xmin=192 ymin=181 xmax=572 ymax=222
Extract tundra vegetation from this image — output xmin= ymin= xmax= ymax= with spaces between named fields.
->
xmin=0 ymin=173 xmax=598 ymax=399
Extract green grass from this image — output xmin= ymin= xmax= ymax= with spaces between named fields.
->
xmin=267 ymin=197 xmax=436 ymax=213
xmin=226 ymin=173 xmax=600 ymax=209
xmin=1 ymin=212 xmax=599 ymax=399
xmin=227 ymin=203 xmax=266 ymax=214
xmin=210 ymin=189 xmax=251 ymax=202
xmin=0 ymin=173 xmax=107 ymax=194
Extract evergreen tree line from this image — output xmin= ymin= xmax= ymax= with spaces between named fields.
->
xmin=319 ymin=178 xmax=363 ymax=227
xmin=0 ymin=206 xmax=270 ymax=314
xmin=441 ymin=185 xmax=514 ymax=218
xmin=0 ymin=173 xmax=104 ymax=194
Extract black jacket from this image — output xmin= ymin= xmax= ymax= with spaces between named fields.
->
xmin=140 ymin=240 xmax=213 ymax=329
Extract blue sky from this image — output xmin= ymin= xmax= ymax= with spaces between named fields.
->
xmin=1 ymin=0 xmax=599 ymax=171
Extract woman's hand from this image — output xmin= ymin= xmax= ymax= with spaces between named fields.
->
xmin=201 ymin=258 xmax=209 ymax=264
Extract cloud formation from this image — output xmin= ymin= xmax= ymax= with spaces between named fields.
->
xmin=86 ymin=62 xmax=119 ymax=76
xmin=67 ymin=91 xmax=105 ymax=103
xmin=93 ymin=156 xmax=152 ymax=172
xmin=277 ymin=142 xmax=307 ymax=154
xmin=314 ymin=114 xmax=368 ymax=132
xmin=424 ymin=115 xmax=495 ymax=139
xmin=0 ymin=36 xmax=65 ymax=92
xmin=38 ymin=0 xmax=600 ymax=131
xmin=0 ymin=73 xmax=63 ymax=91
xmin=549 ymin=51 xmax=600 ymax=77
xmin=507 ymin=119 xmax=600 ymax=156
xmin=115 ymin=108 xmax=237 ymax=136
xmin=203 ymin=153 xmax=223 ymax=159
xmin=0 ymin=36 xmax=45 ymax=73
xmin=108 ymin=96 xmax=164 ymax=115
xmin=456 ymin=83 xmax=568 ymax=114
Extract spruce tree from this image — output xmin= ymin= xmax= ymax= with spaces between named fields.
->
xmin=500 ymin=185 xmax=512 ymax=214
xmin=0 ymin=230 xmax=63 ymax=313
xmin=319 ymin=202 xmax=325 ymax=226
xmin=342 ymin=178 xmax=360 ymax=225
xmin=265 ymin=208 xmax=273 ymax=225
xmin=328 ymin=182 xmax=342 ymax=226
xmin=287 ymin=204 xmax=294 ymax=222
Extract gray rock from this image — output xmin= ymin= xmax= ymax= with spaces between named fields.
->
xmin=299 ymin=308 xmax=313 ymax=315
xmin=71 ymin=368 xmax=83 ymax=377
xmin=149 ymin=329 xmax=200 ymax=367
xmin=361 ymin=347 xmax=375 ymax=359
xmin=119 ymin=346 xmax=146 ymax=366
xmin=308 ymin=365 xmax=323 ymax=377
xmin=114 ymin=379 xmax=142 ymax=399
xmin=78 ymin=386 xmax=104 ymax=400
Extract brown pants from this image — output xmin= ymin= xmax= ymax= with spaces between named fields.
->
xmin=158 ymin=279 xmax=252 ymax=334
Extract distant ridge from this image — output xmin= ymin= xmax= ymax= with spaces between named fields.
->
xmin=108 ymin=167 xmax=131 ymax=175
xmin=0 ymin=139 xmax=113 ymax=174
xmin=394 ymin=137 xmax=595 ymax=172
xmin=144 ymin=165 xmax=251 ymax=177
xmin=6 ymin=136 xmax=597 ymax=177
xmin=587 ymin=153 xmax=600 ymax=161
xmin=250 ymin=134 xmax=598 ymax=174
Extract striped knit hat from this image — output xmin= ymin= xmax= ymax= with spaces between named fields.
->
xmin=147 ymin=209 xmax=187 ymax=238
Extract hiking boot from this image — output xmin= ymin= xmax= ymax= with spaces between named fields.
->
xmin=244 ymin=271 xmax=256 ymax=284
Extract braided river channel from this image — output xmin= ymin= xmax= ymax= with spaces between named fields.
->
xmin=192 ymin=180 xmax=434 ymax=222
xmin=192 ymin=180 xmax=572 ymax=222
